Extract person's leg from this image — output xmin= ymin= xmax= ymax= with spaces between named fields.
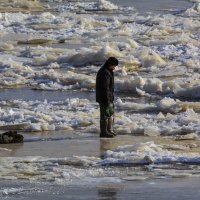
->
xmin=107 ymin=116 xmax=116 ymax=136
xmin=99 ymin=103 xmax=114 ymax=138
xmin=107 ymin=103 xmax=116 ymax=136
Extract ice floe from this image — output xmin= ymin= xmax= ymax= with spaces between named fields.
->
xmin=101 ymin=141 xmax=200 ymax=165
xmin=0 ymin=97 xmax=199 ymax=135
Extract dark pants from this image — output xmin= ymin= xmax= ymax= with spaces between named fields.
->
xmin=99 ymin=103 xmax=114 ymax=120
xmin=99 ymin=103 xmax=115 ymax=136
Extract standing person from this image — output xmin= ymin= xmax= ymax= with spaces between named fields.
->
xmin=96 ymin=57 xmax=119 ymax=138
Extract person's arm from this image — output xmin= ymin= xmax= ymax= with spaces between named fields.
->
xmin=100 ymin=72 xmax=110 ymax=105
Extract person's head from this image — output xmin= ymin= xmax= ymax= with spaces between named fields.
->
xmin=105 ymin=57 xmax=118 ymax=71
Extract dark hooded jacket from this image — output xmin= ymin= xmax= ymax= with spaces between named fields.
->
xmin=96 ymin=63 xmax=114 ymax=104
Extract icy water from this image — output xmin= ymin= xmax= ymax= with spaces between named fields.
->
xmin=0 ymin=0 xmax=200 ymax=199
xmin=1 ymin=178 xmax=200 ymax=200
xmin=110 ymin=0 xmax=193 ymax=13
xmin=1 ymin=133 xmax=200 ymax=199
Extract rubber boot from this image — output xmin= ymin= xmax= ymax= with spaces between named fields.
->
xmin=107 ymin=117 xmax=116 ymax=136
xmin=100 ymin=119 xmax=114 ymax=138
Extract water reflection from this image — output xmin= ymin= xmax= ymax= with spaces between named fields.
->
xmin=98 ymin=188 xmax=117 ymax=200
xmin=0 ymin=88 xmax=95 ymax=102
xmin=0 ymin=143 xmax=24 ymax=157
xmin=99 ymin=138 xmax=121 ymax=159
